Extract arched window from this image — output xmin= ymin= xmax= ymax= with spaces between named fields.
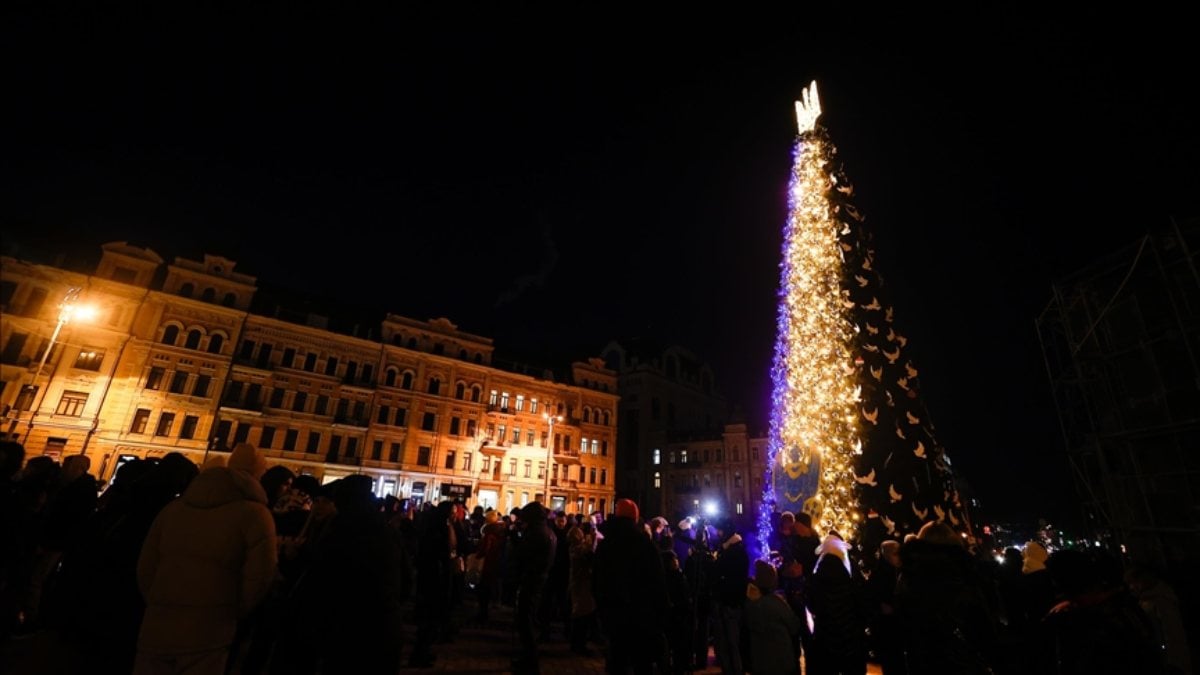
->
xmin=179 ymin=282 xmax=194 ymax=298
xmin=221 ymin=292 xmax=236 ymax=307
xmin=471 ymin=385 xmax=482 ymax=403
xmin=406 ymin=337 xmax=417 ymax=350
xmin=428 ymin=378 xmax=440 ymax=395
xmin=385 ymin=368 xmax=398 ymax=387
xmin=601 ymin=410 xmax=610 ymax=426
xmin=401 ymin=371 xmax=414 ymax=390
xmin=207 ymin=334 xmax=225 ymax=354
xmin=185 ymin=329 xmax=202 ymax=350
xmin=455 ymin=382 xmax=466 ymax=400
xmin=200 ymin=287 xmax=216 ymax=302
xmin=458 ymin=349 xmax=468 ymax=360
xmin=161 ymin=325 xmax=180 ymax=346
xmin=583 ymin=407 xmax=592 ymax=423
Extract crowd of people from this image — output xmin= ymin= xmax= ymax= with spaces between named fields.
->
xmin=0 ymin=437 xmax=1192 ymax=674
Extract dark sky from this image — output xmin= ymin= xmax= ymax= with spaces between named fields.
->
xmin=6 ymin=7 xmax=1198 ymax=526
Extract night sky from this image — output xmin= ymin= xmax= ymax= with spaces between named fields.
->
xmin=6 ymin=7 xmax=1198 ymax=527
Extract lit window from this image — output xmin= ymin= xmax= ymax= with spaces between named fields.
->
xmin=654 ymin=471 xmax=661 ymax=488
xmin=516 ymin=395 xmax=525 ymax=411
xmin=653 ymin=448 xmax=660 ymax=465
xmin=681 ymin=450 xmax=688 ymax=463
xmin=530 ymin=398 xmax=538 ymax=414
xmin=736 ymin=503 xmax=744 ymax=515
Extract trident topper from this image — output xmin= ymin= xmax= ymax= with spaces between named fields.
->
xmin=794 ymin=80 xmax=822 ymax=134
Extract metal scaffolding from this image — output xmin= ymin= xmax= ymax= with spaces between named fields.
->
xmin=1036 ymin=217 xmax=1200 ymax=571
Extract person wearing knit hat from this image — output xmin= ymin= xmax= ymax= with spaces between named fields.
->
xmin=227 ymin=442 xmax=268 ymax=480
xmin=614 ymin=498 xmax=639 ymax=523
xmin=743 ymin=557 xmax=800 ymax=675
xmin=751 ymin=559 xmax=778 ymax=594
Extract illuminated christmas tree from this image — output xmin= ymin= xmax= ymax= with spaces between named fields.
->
xmin=758 ymin=82 xmax=969 ymax=558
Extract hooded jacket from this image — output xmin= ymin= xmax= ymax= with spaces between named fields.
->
xmin=136 ymin=466 xmax=277 ymax=654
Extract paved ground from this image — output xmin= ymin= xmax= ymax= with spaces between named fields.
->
xmin=2 ymin=595 xmax=882 ymax=674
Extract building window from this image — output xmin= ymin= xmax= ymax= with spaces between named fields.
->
xmin=580 ymin=437 xmax=588 ymax=453
xmin=489 ymin=390 xmax=499 ymax=406
xmin=601 ymin=440 xmax=608 ymax=456
xmin=421 ymin=412 xmax=436 ymax=432
xmin=395 ymin=408 xmax=407 ymax=427
xmin=463 ymin=452 xmax=472 ymax=471
xmin=654 ymin=471 xmax=661 ymax=488
xmin=600 ymin=468 xmax=607 ymax=485
xmin=155 ymin=412 xmax=175 ymax=436
xmin=303 ymin=352 xmax=316 ymax=371
xmin=292 ymin=391 xmax=308 ymax=413
xmin=389 ymin=443 xmax=401 ymax=463
xmin=444 ymin=450 xmax=457 ymax=470
xmin=526 ymin=430 xmax=535 ymax=446
xmin=378 ymin=405 xmax=391 ymax=424
xmin=653 ymin=448 xmax=660 ymax=465
xmin=530 ymin=398 xmax=538 ymax=414
xmin=55 ymin=390 xmax=88 ymax=417
xmin=500 ymin=392 xmax=510 ymax=410
xmin=131 ymin=408 xmax=151 ymax=434
xmin=417 ymin=446 xmax=432 ymax=466
xmin=523 ymin=460 xmax=532 ymax=478
xmin=455 ymin=382 xmax=465 ymax=399
xmin=169 ymin=371 xmax=189 ymax=394
xmin=511 ymin=427 xmax=520 ymax=445
xmin=734 ymin=472 xmax=743 ymax=488
xmin=428 ymin=378 xmax=440 ymax=395
xmin=538 ymin=462 xmax=545 ymax=479
xmin=185 ymin=330 xmax=202 ymax=350
xmin=497 ymin=424 xmax=507 ymax=442
xmin=73 ymin=348 xmax=104 ymax=371
xmin=315 ymin=394 xmax=329 ymax=416
xmin=450 ymin=417 xmax=461 ymax=436
xmin=590 ymin=468 xmax=597 ymax=484
xmin=161 ymin=325 xmax=180 ymax=346
xmin=306 ymin=431 xmax=321 ymax=454
xmin=578 ymin=466 xmax=586 ymax=482
xmin=282 ymin=347 xmax=296 ymax=368
xmin=515 ymin=395 xmax=525 ymax=412
xmin=269 ymin=388 xmax=285 ymax=408
xmin=234 ymin=422 xmax=251 ymax=444
xmin=681 ymin=450 xmax=688 ymax=464
xmin=283 ymin=429 xmax=298 ymax=451
xmin=345 ymin=437 xmax=358 ymax=458
xmin=736 ymin=503 xmax=744 ymax=515
xmin=467 ymin=419 xmax=477 ymax=437
xmin=325 ymin=356 xmax=338 ymax=376
xmin=193 ymin=374 xmax=212 ymax=398
xmin=590 ymin=439 xmax=599 ymax=455
xmin=401 ymin=372 xmax=413 ymax=390
xmin=180 ymin=415 xmax=199 ymax=440
xmin=752 ymin=446 xmax=759 ymax=461
xmin=509 ymin=458 xmax=517 ymax=475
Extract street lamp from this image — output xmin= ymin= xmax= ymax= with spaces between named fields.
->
xmin=23 ymin=287 xmax=96 ymax=442
xmin=542 ymin=408 xmax=563 ymax=507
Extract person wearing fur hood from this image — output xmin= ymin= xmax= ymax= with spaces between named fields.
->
xmin=133 ymin=443 xmax=277 ymax=674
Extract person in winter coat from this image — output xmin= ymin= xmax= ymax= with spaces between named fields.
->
xmin=474 ymin=508 xmax=507 ymax=623
xmin=808 ymin=532 xmax=868 ymax=675
xmin=594 ymin=498 xmax=669 ymax=675
xmin=566 ymin=523 xmax=597 ymax=655
xmin=744 ymin=559 xmax=803 ymax=675
xmin=511 ymin=501 xmax=557 ymax=675
xmin=133 ymin=443 xmax=277 ymax=675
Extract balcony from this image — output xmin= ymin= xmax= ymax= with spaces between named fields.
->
xmin=550 ymin=478 xmax=578 ymax=490
xmin=479 ymin=438 xmax=508 ymax=457
xmin=553 ymin=447 xmax=582 ymax=465
xmin=486 ymin=404 xmax=512 ymax=415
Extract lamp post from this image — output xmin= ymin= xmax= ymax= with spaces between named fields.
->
xmin=23 ymin=287 xmax=95 ymax=443
xmin=542 ymin=409 xmax=563 ymax=506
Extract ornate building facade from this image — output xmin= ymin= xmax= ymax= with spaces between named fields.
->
xmin=661 ymin=422 xmax=769 ymax=532
xmin=1 ymin=242 xmax=618 ymax=514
